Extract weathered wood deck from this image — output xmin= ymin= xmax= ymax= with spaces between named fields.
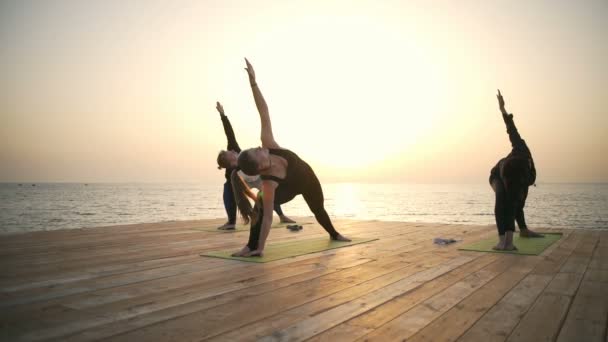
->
xmin=1 ymin=218 xmax=606 ymax=341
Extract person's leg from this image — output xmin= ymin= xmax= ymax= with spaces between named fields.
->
xmin=247 ymin=203 xmax=263 ymax=250
xmin=274 ymin=204 xmax=296 ymax=223
xmin=516 ymin=186 xmax=543 ymax=237
xmin=219 ymin=181 xmax=236 ymax=229
xmin=232 ymin=202 xmax=262 ymax=256
xmin=503 ymin=192 xmax=518 ymax=250
xmin=301 ymin=172 xmax=349 ymax=241
xmin=491 ymin=178 xmax=508 ymax=250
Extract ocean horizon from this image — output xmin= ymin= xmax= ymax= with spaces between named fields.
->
xmin=1 ymin=182 xmax=607 ymax=235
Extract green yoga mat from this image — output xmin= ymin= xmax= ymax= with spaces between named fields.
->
xmin=201 ymin=237 xmax=378 ymax=263
xmin=459 ymin=233 xmax=562 ymax=255
xmin=193 ymin=221 xmax=314 ymax=233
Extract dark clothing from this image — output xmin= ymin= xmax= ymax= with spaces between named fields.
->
xmin=221 ymin=114 xmax=241 ymax=181
xmin=274 ymin=203 xmax=285 ymax=217
xmin=515 ymin=186 xmax=529 ymax=230
xmin=260 ymin=148 xmax=314 ymax=199
xmin=490 ymin=178 xmax=515 ymax=235
xmin=247 ymin=148 xmax=339 ymax=250
xmin=219 ymin=114 xmax=286 ymax=222
xmin=220 ymin=114 xmax=240 ymax=224
xmin=490 ymin=114 xmax=536 ymax=186
xmin=490 ymin=113 xmax=534 ymax=235
xmin=223 ymin=181 xmax=237 ymax=224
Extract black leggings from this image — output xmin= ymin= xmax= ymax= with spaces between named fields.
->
xmin=247 ymin=173 xmax=339 ymax=250
xmin=490 ymin=176 xmax=528 ymax=235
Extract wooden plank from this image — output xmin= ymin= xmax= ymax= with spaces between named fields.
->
xmin=458 ymin=231 xmax=582 ymax=342
xmin=408 ymin=254 xmax=544 ymax=342
xmin=506 ymin=231 xmax=596 ymax=342
xmin=70 ymin=255 xmax=454 ymax=342
xmin=507 ymin=293 xmax=572 ymax=342
xmin=21 ymin=243 xmax=449 ymax=341
xmin=556 ymin=280 xmax=608 ymax=342
xmin=1 ymin=220 xmax=407 ymax=294
xmin=304 ymin=254 xmax=500 ymax=342
xmin=4 ymin=219 xmax=460 ymax=310
xmin=360 ymin=254 xmax=532 ymax=342
xmin=253 ymin=255 xmax=478 ymax=342
xmin=2 ymin=218 xmax=599 ymax=342
xmin=557 ymin=235 xmax=608 ymax=342
xmin=458 ymin=274 xmax=553 ymax=342
xmin=0 ymin=220 xmax=426 ymax=308
xmin=2 ymin=227 xmax=416 ymax=324
xmin=357 ymin=230 xmax=573 ymax=342
xmin=211 ymin=254 xmax=479 ymax=342
xmin=0 ymin=219 xmax=406 ymax=273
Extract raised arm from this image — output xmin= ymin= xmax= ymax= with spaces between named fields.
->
xmin=216 ymin=102 xmax=241 ymax=152
xmin=497 ymin=89 xmax=517 ymax=130
xmin=496 ymin=89 xmax=528 ymax=152
xmin=245 ymin=58 xmax=280 ymax=149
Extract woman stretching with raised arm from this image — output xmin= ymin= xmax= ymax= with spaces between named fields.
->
xmin=489 ymin=89 xmax=543 ymax=251
xmin=215 ymin=101 xmax=295 ymax=229
xmin=230 ymin=59 xmax=350 ymax=257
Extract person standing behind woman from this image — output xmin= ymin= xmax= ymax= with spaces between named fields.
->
xmin=489 ymin=89 xmax=543 ymax=250
xmin=230 ymin=59 xmax=350 ymax=257
xmin=215 ymin=102 xmax=295 ymax=229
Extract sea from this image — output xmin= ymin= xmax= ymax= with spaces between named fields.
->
xmin=0 ymin=182 xmax=606 ymax=235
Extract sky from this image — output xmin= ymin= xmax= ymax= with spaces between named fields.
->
xmin=1 ymin=0 xmax=607 ymax=183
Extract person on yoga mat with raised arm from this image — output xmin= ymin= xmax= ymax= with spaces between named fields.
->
xmin=230 ymin=58 xmax=350 ymax=257
xmin=215 ymin=102 xmax=295 ymax=230
xmin=490 ymin=89 xmax=543 ymax=250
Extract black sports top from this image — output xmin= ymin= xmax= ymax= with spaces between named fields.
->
xmin=260 ymin=148 xmax=312 ymax=192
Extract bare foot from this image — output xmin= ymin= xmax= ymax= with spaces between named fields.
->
xmin=279 ymin=216 xmax=296 ymax=224
xmin=218 ymin=222 xmax=236 ymax=230
xmin=244 ymin=249 xmax=264 ymax=257
xmin=493 ymin=235 xmax=507 ymax=250
xmin=332 ymin=234 xmax=351 ymax=242
xmin=492 ymin=241 xmax=506 ymax=250
xmin=520 ymin=229 xmax=544 ymax=238
xmin=504 ymin=243 xmax=518 ymax=251
xmin=231 ymin=245 xmax=251 ymax=257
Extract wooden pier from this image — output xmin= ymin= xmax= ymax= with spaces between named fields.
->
xmin=1 ymin=218 xmax=606 ymax=341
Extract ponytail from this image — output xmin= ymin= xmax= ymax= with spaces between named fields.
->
xmin=230 ymin=170 xmax=257 ymax=224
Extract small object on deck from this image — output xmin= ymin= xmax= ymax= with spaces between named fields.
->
xmin=433 ymin=237 xmax=458 ymax=245
xmin=286 ymin=224 xmax=303 ymax=231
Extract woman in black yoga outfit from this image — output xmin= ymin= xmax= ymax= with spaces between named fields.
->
xmin=230 ymin=59 xmax=350 ymax=257
xmin=489 ymin=89 xmax=543 ymax=250
xmin=215 ymin=102 xmax=294 ymax=229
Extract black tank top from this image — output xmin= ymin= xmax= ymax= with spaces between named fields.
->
xmin=260 ymin=148 xmax=310 ymax=189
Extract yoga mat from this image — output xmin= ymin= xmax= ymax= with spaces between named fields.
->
xmin=459 ymin=232 xmax=562 ymax=255
xmin=193 ymin=220 xmax=314 ymax=233
xmin=201 ymin=237 xmax=378 ymax=263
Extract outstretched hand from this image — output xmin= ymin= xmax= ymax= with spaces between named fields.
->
xmin=216 ymin=101 xmax=225 ymax=115
xmin=244 ymin=58 xmax=256 ymax=85
xmin=497 ymin=89 xmax=506 ymax=114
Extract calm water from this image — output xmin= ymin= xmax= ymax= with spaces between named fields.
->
xmin=1 ymin=183 xmax=606 ymax=235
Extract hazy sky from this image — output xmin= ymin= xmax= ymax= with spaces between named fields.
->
xmin=1 ymin=0 xmax=607 ymax=183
